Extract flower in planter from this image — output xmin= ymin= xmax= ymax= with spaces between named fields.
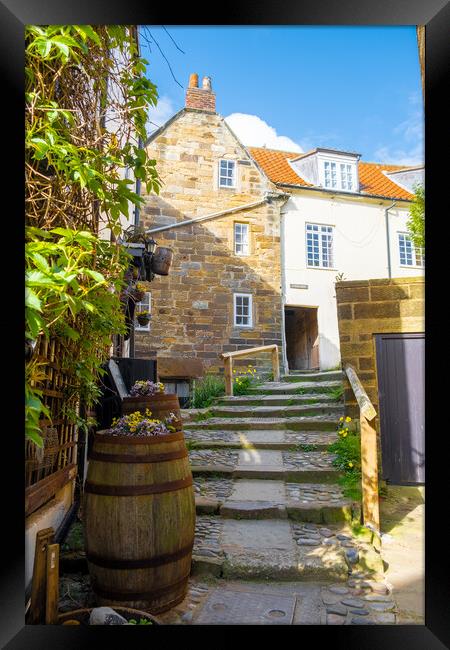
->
xmin=129 ymin=380 xmax=165 ymax=397
xmin=136 ymin=310 xmax=151 ymax=325
xmin=108 ymin=409 xmax=175 ymax=436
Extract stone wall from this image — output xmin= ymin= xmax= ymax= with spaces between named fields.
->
xmin=136 ymin=108 xmax=284 ymax=377
xmin=335 ymin=277 xmax=425 ymax=424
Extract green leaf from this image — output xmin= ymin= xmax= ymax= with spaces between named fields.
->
xmin=26 ymin=308 xmax=45 ymax=339
xmin=35 ymin=38 xmax=52 ymax=57
xmin=25 ymin=288 xmax=42 ymax=312
xmin=31 ymin=252 xmax=50 ymax=272
xmin=26 ymin=428 xmax=44 ymax=447
xmin=84 ymin=269 xmax=106 ymax=283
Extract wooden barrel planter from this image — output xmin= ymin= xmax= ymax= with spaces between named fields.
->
xmin=122 ymin=393 xmax=182 ymax=430
xmin=83 ymin=429 xmax=195 ymax=614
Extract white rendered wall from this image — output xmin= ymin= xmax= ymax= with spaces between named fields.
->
xmin=281 ymin=192 xmax=424 ymax=370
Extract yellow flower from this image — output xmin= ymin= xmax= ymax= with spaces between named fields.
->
xmin=342 ymin=432 xmax=348 ymax=437
xmin=339 ymin=417 xmax=344 ymax=422
xmin=345 ymin=416 xmax=352 ymax=423
xmin=348 ymin=462 xmax=353 ymax=468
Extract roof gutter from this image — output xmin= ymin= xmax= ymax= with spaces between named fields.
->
xmin=144 ymin=193 xmax=285 ymax=235
xmin=275 ymin=182 xmax=412 ymax=204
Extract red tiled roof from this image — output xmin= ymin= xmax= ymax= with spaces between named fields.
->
xmin=249 ymin=147 xmax=414 ymax=201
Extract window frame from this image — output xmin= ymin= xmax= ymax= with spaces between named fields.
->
xmin=305 ymin=222 xmax=335 ymax=270
xmin=134 ymin=291 xmax=151 ymax=332
xmin=218 ymin=158 xmax=237 ymax=189
xmin=398 ymin=232 xmax=425 ymax=268
xmin=233 ymin=293 xmax=253 ymax=328
xmin=234 ymin=222 xmax=250 ymax=256
xmin=319 ymin=156 xmax=358 ymax=192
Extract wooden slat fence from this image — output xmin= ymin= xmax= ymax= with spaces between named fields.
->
xmin=25 ymin=337 xmax=80 ymax=516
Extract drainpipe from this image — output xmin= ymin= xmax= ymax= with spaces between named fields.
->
xmin=385 ymin=201 xmax=397 ymax=278
xmin=280 ymin=210 xmax=289 ymax=375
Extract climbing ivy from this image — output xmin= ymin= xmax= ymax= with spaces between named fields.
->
xmin=25 ymin=25 xmax=160 ymax=446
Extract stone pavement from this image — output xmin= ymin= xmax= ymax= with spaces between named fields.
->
xmin=379 ymin=485 xmax=425 ymax=624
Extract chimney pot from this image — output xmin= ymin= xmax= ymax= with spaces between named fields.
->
xmin=202 ymin=76 xmax=212 ymax=90
xmin=188 ymin=73 xmax=199 ymax=88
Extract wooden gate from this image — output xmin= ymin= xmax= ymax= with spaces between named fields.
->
xmin=375 ymin=332 xmax=425 ymax=485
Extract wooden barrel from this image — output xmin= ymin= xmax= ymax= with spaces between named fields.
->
xmin=83 ymin=429 xmax=195 ymax=614
xmin=122 ymin=393 xmax=182 ymax=429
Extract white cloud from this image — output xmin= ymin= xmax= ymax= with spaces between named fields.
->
xmin=224 ymin=113 xmax=303 ymax=153
xmin=374 ymin=92 xmax=424 ymax=166
xmin=146 ymin=95 xmax=176 ymax=134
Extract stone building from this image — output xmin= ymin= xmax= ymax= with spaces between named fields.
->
xmin=135 ymin=72 xmax=424 ymax=397
xmin=136 ymin=74 xmax=288 ymax=394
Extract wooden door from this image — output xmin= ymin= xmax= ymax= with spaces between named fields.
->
xmin=375 ymin=333 xmax=425 ymax=485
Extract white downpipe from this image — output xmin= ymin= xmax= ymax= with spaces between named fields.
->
xmin=280 ymin=210 xmax=289 ymax=375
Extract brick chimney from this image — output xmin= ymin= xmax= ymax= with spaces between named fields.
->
xmin=185 ymin=73 xmax=216 ymax=112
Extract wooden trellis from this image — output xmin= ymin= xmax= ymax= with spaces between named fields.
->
xmin=25 ymin=337 xmax=79 ymax=517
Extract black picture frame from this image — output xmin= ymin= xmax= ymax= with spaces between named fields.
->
xmin=5 ymin=1 xmax=449 ymax=646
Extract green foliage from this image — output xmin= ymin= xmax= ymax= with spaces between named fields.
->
xmin=26 ymin=25 xmax=160 ymax=233
xmin=25 ymin=227 xmax=129 ymax=445
xmin=406 ymin=184 xmax=425 ymax=251
xmin=328 ymin=417 xmax=362 ymax=501
xmin=25 ymin=25 xmax=162 ymax=446
xmin=327 ymin=385 xmax=344 ymax=402
xmin=128 ymin=618 xmax=153 ymax=625
xmin=233 ymin=365 xmax=261 ymax=396
xmin=191 ymin=375 xmax=225 ymax=409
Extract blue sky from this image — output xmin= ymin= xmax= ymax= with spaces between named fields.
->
xmin=139 ymin=26 xmax=424 ymax=165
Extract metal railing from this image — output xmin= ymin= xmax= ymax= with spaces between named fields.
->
xmin=220 ymin=344 xmax=280 ymax=397
xmin=344 ymin=363 xmax=380 ymax=533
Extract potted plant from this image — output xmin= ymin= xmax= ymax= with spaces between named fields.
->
xmin=136 ymin=310 xmax=151 ymax=327
xmin=83 ymin=408 xmax=195 ymax=614
xmin=129 ymin=282 xmax=148 ymax=303
xmin=123 ymin=380 xmax=182 ymax=427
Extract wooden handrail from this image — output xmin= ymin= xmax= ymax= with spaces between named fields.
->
xmin=344 ymin=363 xmax=380 ymax=534
xmin=345 ymin=364 xmax=377 ymax=421
xmin=220 ymin=344 xmax=280 ymax=396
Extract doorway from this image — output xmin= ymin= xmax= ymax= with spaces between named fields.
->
xmin=375 ymin=332 xmax=425 ymax=485
xmin=284 ymin=306 xmax=319 ymax=371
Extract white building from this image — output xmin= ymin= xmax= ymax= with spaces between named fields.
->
xmin=250 ymin=146 xmax=424 ymax=372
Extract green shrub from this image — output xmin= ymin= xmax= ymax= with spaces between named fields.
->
xmin=191 ymin=375 xmax=225 ymax=409
xmin=328 ymin=416 xmax=362 ymax=501
xmin=233 ymin=364 xmax=261 ymax=395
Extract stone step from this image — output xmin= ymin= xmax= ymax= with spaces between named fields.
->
xmin=248 ymin=380 xmax=342 ymax=395
xmin=194 ymin=478 xmax=353 ymax=523
xmin=185 ymin=428 xmax=338 ymax=450
xmin=192 ymin=517 xmax=351 ymax=582
xmin=282 ymin=370 xmax=343 ymax=383
xmin=215 ymin=393 xmax=339 ymax=407
xmin=210 ymin=403 xmax=344 ymax=419
xmin=189 ymin=449 xmax=340 ymax=483
xmin=185 ymin=415 xmax=337 ymax=431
